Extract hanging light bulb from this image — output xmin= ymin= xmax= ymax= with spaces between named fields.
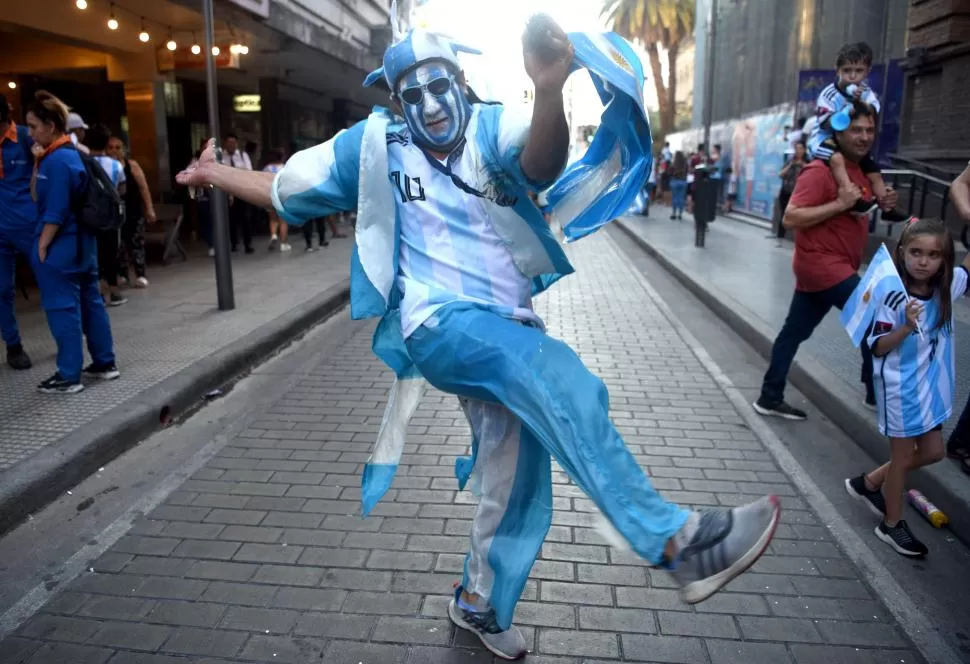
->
xmin=229 ymin=43 xmax=240 ymax=55
xmin=240 ymin=44 xmax=249 ymax=55
xmin=138 ymin=20 xmax=150 ymax=43
xmin=75 ymin=0 xmax=88 ymax=9
xmin=191 ymin=33 xmax=201 ymax=55
xmin=107 ymin=4 xmax=119 ymax=30
xmin=7 ymin=82 xmax=16 ymax=90
xmin=211 ymin=45 xmax=220 ymax=56
xmin=166 ymin=35 xmax=177 ymax=51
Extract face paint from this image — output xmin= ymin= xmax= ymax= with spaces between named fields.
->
xmin=396 ymin=62 xmax=470 ymax=152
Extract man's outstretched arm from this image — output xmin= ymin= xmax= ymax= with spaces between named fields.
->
xmin=177 ymin=141 xmax=274 ymax=208
xmin=951 ymin=163 xmax=970 ymax=220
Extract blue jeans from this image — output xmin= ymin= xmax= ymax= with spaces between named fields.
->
xmin=760 ymin=274 xmax=873 ymax=405
xmin=670 ymin=179 xmax=688 ymax=215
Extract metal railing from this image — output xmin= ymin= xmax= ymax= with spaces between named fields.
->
xmin=874 ymin=168 xmax=963 ymax=247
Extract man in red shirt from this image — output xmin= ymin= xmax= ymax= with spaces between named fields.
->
xmin=754 ymin=105 xmax=886 ymax=420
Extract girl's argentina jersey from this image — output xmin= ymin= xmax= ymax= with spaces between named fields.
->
xmin=869 ymin=266 xmax=969 ymax=437
xmin=390 ymin=104 xmax=542 ymax=338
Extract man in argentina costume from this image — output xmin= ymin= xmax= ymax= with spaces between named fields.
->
xmin=177 ymin=6 xmax=780 ymax=660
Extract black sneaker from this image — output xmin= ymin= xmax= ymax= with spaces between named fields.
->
xmin=844 ymin=475 xmax=886 ymax=517
xmin=752 ymin=398 xmax=807 ymax=421
xmin=875 ymin=520 xmax=927 ymax=557
xmin=852 ymin=198 xmax=879 ymax=215
xmin=107 ymin=293 xmax=127 ymax=307
xmin=6 ymin=344 xmax=31 ymax=371
xmin=304 ymin=246 xmax=316 ymax=253
xmin=38 ymin=373 xmax=84 ymax=394
xmin=244 ymin=246 xmax=255 ymax=255
xmin=83 ymin=362 xmax=120 ymax=380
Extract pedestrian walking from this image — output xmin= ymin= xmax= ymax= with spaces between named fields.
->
xmin=845 ymin=219 xmax=969 ymax=556
xmin=263 ymin=149 xmax=291 ymax=252
xmin=107 ymin=133 xmax=155 ymax=287
xmin=753 ymin=104 xmax=880 ymax=420
xmin=0 ymin=93 xmax=37 ymax=370
xmin=776 ymin=141 xmax=807 ymax=240
xmin=223 ymin=132 xmax=254 ymax=254
xmin=669 ymin=151 xmax=688 ymax=220
xmin=87 ymin=124 xmax=127 ymax=307
xmin=26 ymin=91 xmax=118 ymax=394
xmin=177 ymin=11 xmax=780 ymax=660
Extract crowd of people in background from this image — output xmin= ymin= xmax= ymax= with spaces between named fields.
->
xmin=0 ymin=89 xmax=350 ymax=395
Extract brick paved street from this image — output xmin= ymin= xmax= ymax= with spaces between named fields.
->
xmin=0 ymin=233 xmax=921 ymax=663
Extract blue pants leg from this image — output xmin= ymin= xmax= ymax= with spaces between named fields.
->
xmin=35 ymin=261 xmax=114 ymax=382
xmin=457 ymin=398 xmax=552 ymax=630
xmin=0 ymin=229 xmax=35 ymax=347
xmin=407 ymin=303 xmax=690 ymax=565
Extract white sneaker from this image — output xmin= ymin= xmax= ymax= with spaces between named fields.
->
xmin=279 ymin=242 xmax=292 ymax=252
xmin=134 ymin=276 xmax=149 ymax=288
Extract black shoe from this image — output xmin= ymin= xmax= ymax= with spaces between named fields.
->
xmin=844 ymin=475 xmax=886 ymax=517
xmin=6 ymin=344 xmax=31 ymax=371
xmin=875 ymin=520 xmax=927 ymax=557
xmin=879 ymin=208 xmax=914 ymax=224
xmin=107 ymin=293 xmax=127 ymax=307
xmin=752 ymin=398 xmax=807 ymax=421
xmin=245 ymin=246 xmax=255 ymax=255
xmin=83 ymin=362 xmax=120 ymax=380
xmin=304 ymin=246 xmax=316 ymax=253
xmin=38 ymin=373 xmax=84 ymax=394
xmin=231 ymin=246 xmax=239 ymax=253
xmin=852 ymin=198 xmax=879 ymax=215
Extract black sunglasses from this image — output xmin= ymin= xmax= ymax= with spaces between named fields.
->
xmin=399 ymin=76 xmax=453 ymax=105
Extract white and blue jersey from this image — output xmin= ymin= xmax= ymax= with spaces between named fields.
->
xmin=808 ymin=82 xmax=881 ymax=160
xmin=272 ymin=103 xmax=563 ymax=340
xmin=93 ymin=155 xmax=125 ymax=190
xmin=869 ymin=267 xmax=968 ymax=437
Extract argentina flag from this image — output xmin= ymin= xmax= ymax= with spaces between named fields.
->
xmin=547 ymin=32 xmax=652 ymax=241
xmin=840 ymin=244 xmax=908 ymax=347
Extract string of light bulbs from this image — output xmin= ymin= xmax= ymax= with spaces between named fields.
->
xmin=72 ymin=0 xmax=249 ymax=55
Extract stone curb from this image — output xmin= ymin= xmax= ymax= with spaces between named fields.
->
xmin=615 ymin=218 xmax=970 ymax=545
xmin=0 ymin=280 xmax=351 ymax=537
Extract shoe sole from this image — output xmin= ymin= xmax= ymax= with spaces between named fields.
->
xmin=38 ymin=384 xmax=84 ymax=394
xmin=107 ymin=300 xmax=128 ymax=307
xmin=85 ymin=371 xmax=120 ymax=381
xmin=448 ymin=600 xmax=526 ymax=661
xmin=751 ymin=402 xmax=807 ymax=421
xmin=844 ymin=478 xmax=885 ymax=518
xmin=681 ymin=495 xmax=782 ymax=604
xmin=874 ymin=525 xmax=926 ymax=557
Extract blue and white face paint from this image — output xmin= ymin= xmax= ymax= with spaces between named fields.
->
xmin=396 ymin=62 xmax=471 ymax=153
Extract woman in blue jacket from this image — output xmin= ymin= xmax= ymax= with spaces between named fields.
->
xmin=26 ymin=91 xmax=118 ymax=394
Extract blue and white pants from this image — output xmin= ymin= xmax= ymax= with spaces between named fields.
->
xmin=406 ymin=302 xmax=689 ymax=629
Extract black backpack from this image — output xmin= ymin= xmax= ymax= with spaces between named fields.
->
xmin=69 ymin=147 xmax=125 ymax=262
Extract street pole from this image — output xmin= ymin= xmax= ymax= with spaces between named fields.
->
xmin=203 ymin=0 xmax=235 ymax=310
xmin=702 ymin=0 xmax=718 ymax=155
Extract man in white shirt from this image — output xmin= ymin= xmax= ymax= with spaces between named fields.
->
xmin=223 ymin=132 xmax=254 ymax=253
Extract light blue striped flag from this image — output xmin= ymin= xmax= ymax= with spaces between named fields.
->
xmin=840 ymin=244 xmax=907 ymax=347
xmin=547 ymin=32 xmax=652 ymax=241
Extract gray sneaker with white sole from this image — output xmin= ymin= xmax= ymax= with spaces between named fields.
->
xmin=448 ymin=588 xmax=527 ymax=661
xmin=671 ymin=495 xmax=781 ymax=603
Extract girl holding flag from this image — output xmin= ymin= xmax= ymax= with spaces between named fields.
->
xmin=845 ymin=219 xmax=970 ymax=556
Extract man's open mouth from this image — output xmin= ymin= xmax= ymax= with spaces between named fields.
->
xmin=425 ymin=117 xmax=448 ymax=130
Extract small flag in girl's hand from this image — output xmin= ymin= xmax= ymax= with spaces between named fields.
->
xmin=840 ymin=243 xmax=908 ymax=347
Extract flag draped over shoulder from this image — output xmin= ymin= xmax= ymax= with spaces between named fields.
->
xmin=547 ymin=32 xmax=652 ymax=242
xmin=840 ymin=244 xmax=908 ymax=347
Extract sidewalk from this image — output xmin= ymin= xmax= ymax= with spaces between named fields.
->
xmin=0 ymin=233 xmax=924 ymax=664
xmin=615 ymin=211 xmax=970 ymax=542
xmin=0 ymin=235 xmax=353 ymax=534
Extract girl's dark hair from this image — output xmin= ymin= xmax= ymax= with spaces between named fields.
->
xmin=26 ymin=90 xmax=69 ymax=133
xmin=263 ymin=148 xmax=284 ymax=166
xmin=894 ymin=218 xmax=955 ymax=332
xmin=86 ymin=124 xmax=112 ymax=151
xmin=671 ymin=151 xmax=688 ymax=178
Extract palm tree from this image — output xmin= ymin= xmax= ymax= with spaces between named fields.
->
xmin=602 ymin=0 xmax=695 ymax=136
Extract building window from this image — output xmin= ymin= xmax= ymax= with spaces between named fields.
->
xmin=163 ymin=81 xmax=184 ymax=118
